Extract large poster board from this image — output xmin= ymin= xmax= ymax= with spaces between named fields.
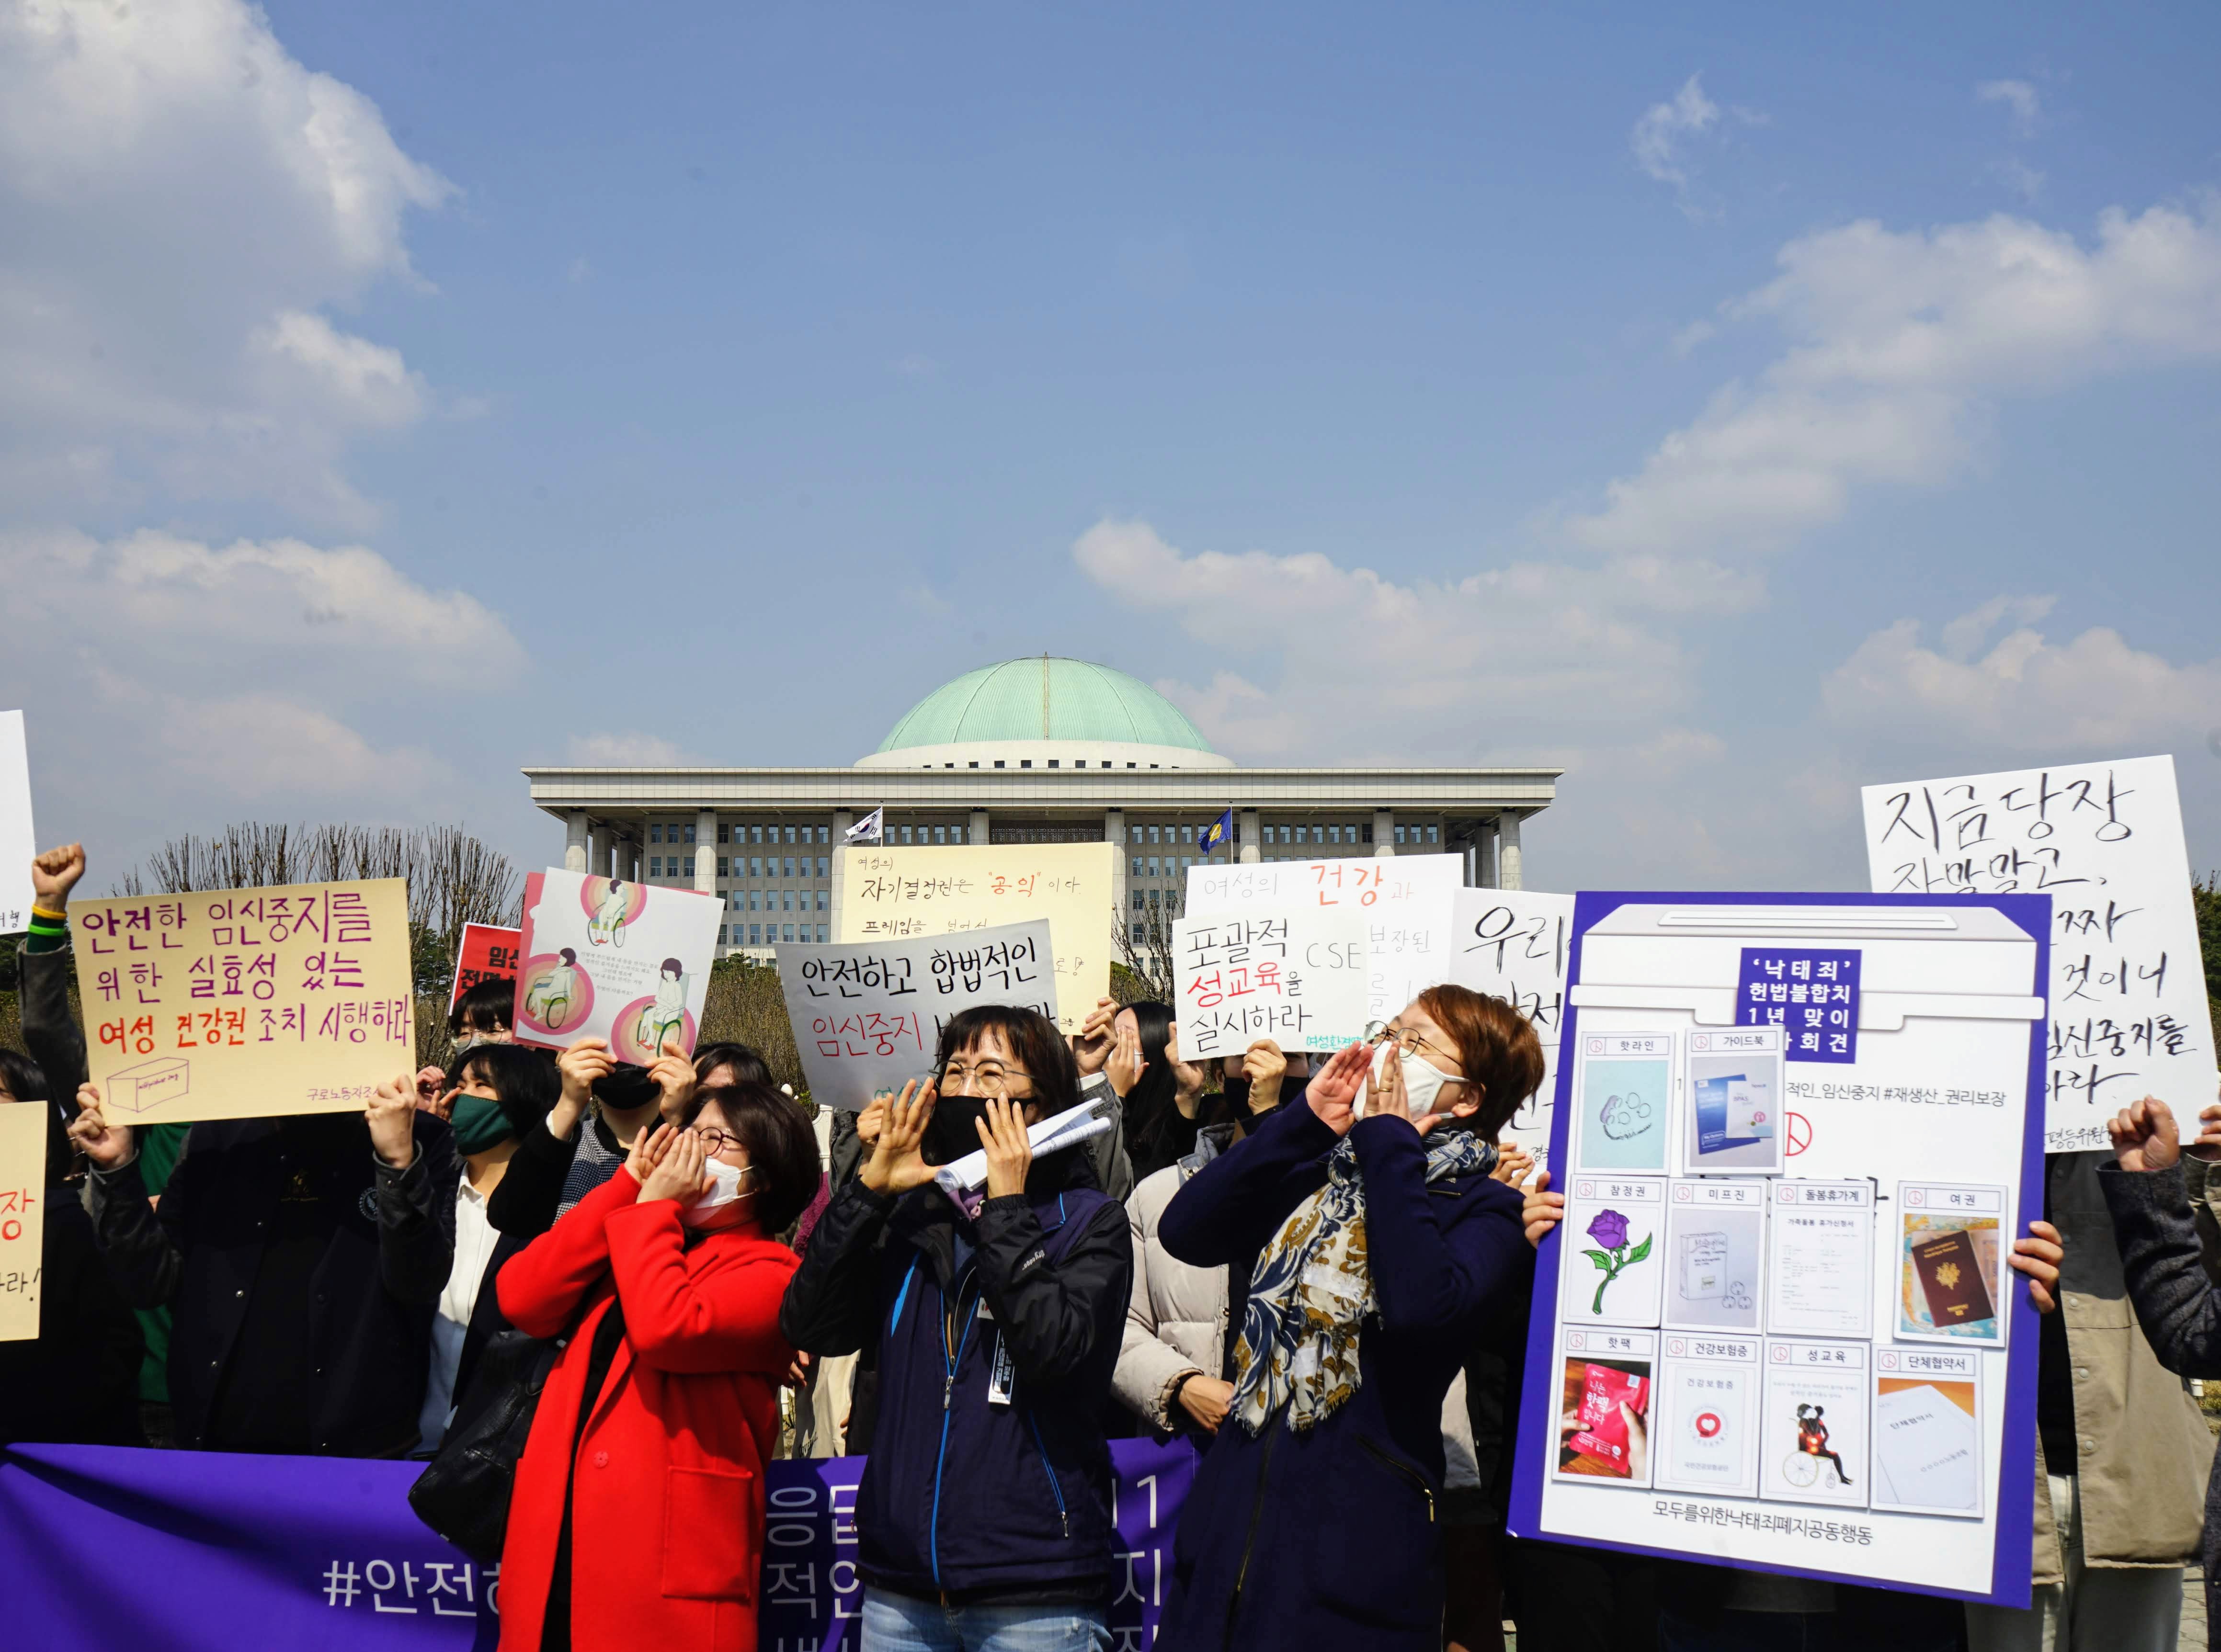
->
xmin=1449 ymin=888 xmax=1575 ymax=1166
xmin=515 ymin=871 xmax=721 ymax=1065
xmin=0 ymin=1104 xmax=44 ymax=1342
xmin=1862 ymin=755 xmax=2216 ymax=1152
xmin=835 ymin=843 xmax=1115 ymax=1033
xmin=1171 ymin=911 xmax=1370 ymax=1060
xmin=776 ymin=921 xmax=1059 ymax=1110
xmin=71 ymin=880 xmax=414 ymax=1123
xmin=1509 ymin=893 xmax=2047 ymax=1608
xmin=1185 ymin=853 xmax=1465 ymax=1023
xmin=0 ymin=711 xmax=34 ymax=936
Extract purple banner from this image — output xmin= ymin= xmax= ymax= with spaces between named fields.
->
xmin=0 ymin=1437 xmax=1196 ymax=1651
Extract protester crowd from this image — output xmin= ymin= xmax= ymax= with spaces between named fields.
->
xmin=6 ymin=836 xmax=2221 ymax=1652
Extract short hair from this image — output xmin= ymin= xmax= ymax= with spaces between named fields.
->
xmin=448 ymin=975 xmax=517 ymax=1037
xmin=681 ymin=1080 xmax=821 ymax=1234
xmin=446 ymin=1041 xmax=561 ymax=1139
xmin=558 ymin=946 xmax=577 ymax=965
xmin=660 ymin=957 xmax=683 ymax=977
xmin=934 ymin=1004 xmax=1082 ymax=1118
xmin=1415 ymin=984 xmax=1546 ymax=1142
xmin=693 ymin=1041 xmax=773 ymax=1089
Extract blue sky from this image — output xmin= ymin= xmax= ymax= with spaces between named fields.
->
xmin=2 ymin=0 xmax=2217 ymax=891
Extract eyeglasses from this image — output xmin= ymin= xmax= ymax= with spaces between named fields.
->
xmin=687 ymin=1127 xmax=755 ymax=1165
xmin=1363 ymin=1020 xmax=1468 ymax=1078
xmin=936 ymin=1060 xmax=1036 ymax=1100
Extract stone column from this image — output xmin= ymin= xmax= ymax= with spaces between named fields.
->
xmin=1105 ymin=809 xmax=1127 ymax=945
xmin=1240 ymin=809 xmax=1262 ymax=865
xmin=1373 ymin=808 xmax=1396 ymax=857
xmin=1498 ymin=813 xmax=1523 ymax=891
xmin=969 ymin=809 xmax=990 ymax=847
xmin=564 ymin=811 xmax=589 ymax=874
xmin=588 ymin=823 xmax=612 ymax=880
xmin=695 ymin=809 xmax=718 ymax=896
xmin=1477 ymin=820 xmax=1498 ymax=888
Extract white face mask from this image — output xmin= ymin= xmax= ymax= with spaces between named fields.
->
xmin=683 ymin=1155 xmax=755 ymax=1227
xmin=1361 ymin=1040 xmax=1463 ymax=1121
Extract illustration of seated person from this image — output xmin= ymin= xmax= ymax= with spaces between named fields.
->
xmin=637 ymin=957 xmax=688 ymax=1053
xmin=524 ymin=948 xmax=581 ymax=1030
xmin=1794 ymin=1403 xmax=1850 ymax=1485
xmin=587 ymin=880 xmax=632 ymax=947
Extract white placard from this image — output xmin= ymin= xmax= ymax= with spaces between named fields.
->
xmin=1872 ymin=1348 xmax=1984 ymax=1518
xmin=1559 ymin=1175 xmax=1666 ymax=1329
xmin=1862 ymin=755 xmax=2216 ymax=1152
xmin=0 ymin=712 xmax=34 ymax=936
xmin=1449 ymin=888 xmax=1574 ymax=1163
xmin=1171 ymin=911 xmax=1370 ymax=1061
xmin=1766 ymin=1180 xmax=1876 ymax=1339
xmin=1655 ymin=1333 xmax=1762 ymax=1498
xmin=1185 ymin=854 xmax=1464 ymax=1023
xmin=1759 ymin=1340 xmax=1870 ymax=1508
xmin=515 ymin=870 xmax=723 ymax=1065
xmin=776 ymin=921 xmax=1058 ymax=1110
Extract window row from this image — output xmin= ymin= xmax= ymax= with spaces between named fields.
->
xmin=887 ymin=824 xmax=973 ymax=845
xmin=722 ymin=923 xmax=829 ymax=946
xmin=720 ymin=856 xmax=830 ymax=880
xmin=730 ymin=889 xmax=826 ymax=913
xmin=645 ymin=822 xmax=833 ymax=846
xmin=1132 ymin=856 xmax=1201 ymax=880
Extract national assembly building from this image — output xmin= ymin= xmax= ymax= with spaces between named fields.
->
xmin=523 ymin=656 xmax=1559 ymax=959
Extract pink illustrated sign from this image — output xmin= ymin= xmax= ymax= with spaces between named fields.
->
xmin=515 ymin=871 xmax=721 ymax=1066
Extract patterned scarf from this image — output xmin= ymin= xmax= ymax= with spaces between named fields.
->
xmin=1230 ymin=1129 xmax=1494 ymax=1437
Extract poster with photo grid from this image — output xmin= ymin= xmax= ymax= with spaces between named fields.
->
xmin=1508 ymin=892 xmax=2048 ymax=1609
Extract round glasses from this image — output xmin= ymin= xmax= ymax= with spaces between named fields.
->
xmin=935 ymin=1060 xmax=1036 ymax=1100
xmin=1362 ymin=1020 xmax=1468 ymax=1078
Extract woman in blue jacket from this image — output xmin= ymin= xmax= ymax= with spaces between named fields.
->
xmin=778 ymin=1005 xmax=1133 ymax=1652
xmin=1155 ymin=984 xmax=1543 ymax=1652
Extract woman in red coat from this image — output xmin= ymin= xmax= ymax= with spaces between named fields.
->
xmin=496 ymin=1076 xmax=820 ymax=1652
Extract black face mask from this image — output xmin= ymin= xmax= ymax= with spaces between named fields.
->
xmin=1222 ymin=1074 xmax=1252 ymax=1114
xmin=922 ymin=1096 xmax=990 ymax=1166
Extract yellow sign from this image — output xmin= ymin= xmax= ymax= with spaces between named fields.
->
xmin=835 ymin=843 xmax=1115 ymax=1032
xmin=0 ymin=1104 xmax=46 ymax=1342
xmin=72 ymin=879 xmax=415 ymax=1124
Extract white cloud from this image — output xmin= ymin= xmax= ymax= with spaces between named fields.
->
xmin=0 ymin=526 xmax=519 ymax=855
xmin=1570 ymin=203 xmax=2221 ymax=562
xmin=564 ymin=732 xmax=690 ymax=766
xmin=0 ymin=0 xmax=452 ymax=524
xmin=1631 ymin=74 xmax=1720 ymax=192
xmin=1822 ymin=603 xmax=2221 ymax=755
xmin=1977 ymin=79 xmax=2041 ymax=138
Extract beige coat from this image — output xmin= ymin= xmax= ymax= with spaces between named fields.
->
xmin=2031 ymin=1151 xmax=2215 ymax=1584
xmin=1114 ymin=1140 xmax=1232 ymax=1429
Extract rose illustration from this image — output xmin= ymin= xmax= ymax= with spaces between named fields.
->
xmin=1581 ymin=1207 xmax=1652 ymax=1315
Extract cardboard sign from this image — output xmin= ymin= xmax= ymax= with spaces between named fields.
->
xmin=72 ymin=880 xmax=413 ymax=1124
xmin=1171 ymin=911 xmax=1370 ymax=1061
xmin=0 ymin=1105 xmax=44 ymax=1342
xmin=835 ymin=843 xmax=1115 ymax=1034
xmin=1512 ymin=893 xmax=2048 ymax=1607
xmin=448 ymin=923 xmax=523 ymax=1007
xmin=516 ymin=871 xmax=721 ymax=1066
xmin=0 ymin=712 xmax=34 ymax=936
xmin=1862 ymin=755 xmax=2216 ymax=1152
xmin=1449 ymin=888 xmax=1574 ymax=1162
xmin=776 ymin=921 xmax=1059 ymax=1110
xmin=1186 ymin=853 xmax=1465 ymax=1023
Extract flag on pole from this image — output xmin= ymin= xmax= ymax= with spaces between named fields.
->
xmin=1201 ymin=807 xmax=1235 ymax=856
xmin=845 ymin=807 xmax=885 ymax=845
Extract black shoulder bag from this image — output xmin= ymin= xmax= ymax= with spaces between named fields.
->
xmin=406 ymin=1328 xmax=562 ymax=1563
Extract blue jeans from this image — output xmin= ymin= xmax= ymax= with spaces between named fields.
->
xmin=860 ymin=1586 xmax=1112 ymax=1652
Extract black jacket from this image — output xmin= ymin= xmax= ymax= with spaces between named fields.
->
xmin=86 ymin=1111 xmax=456 ymax=1456
xmin=0 ymin=1192 xmax=143 ymax=1447
xmin=779 ymin=1142 xmax=1133 ymax=1601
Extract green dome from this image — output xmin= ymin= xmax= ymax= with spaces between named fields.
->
xmin=875 ymin=657 xmax=1216 ymax=755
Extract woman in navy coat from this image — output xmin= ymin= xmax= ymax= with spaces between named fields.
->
xmin=1155 ymin=985 xmax=1543 ymax=1652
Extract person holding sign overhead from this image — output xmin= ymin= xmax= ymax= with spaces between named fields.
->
xmin=1152 ymin=985 xmax=1541 ymax=1652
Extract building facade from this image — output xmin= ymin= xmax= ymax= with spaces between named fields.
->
xmin=524 ymin=656 xmax=1559 ymax=958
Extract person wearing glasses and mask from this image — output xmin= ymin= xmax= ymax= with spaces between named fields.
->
xmin=495 ymin=1070 xmax=819 ymax=1652
xmin=1152 ymin=986 xmax=1543 ymax=1652
xmin=779 ymin=1005 xmax=1134 ymax=1652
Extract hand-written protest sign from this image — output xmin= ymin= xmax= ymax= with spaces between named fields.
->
xmin=448 ymin=924 xmax=522 ymax=1008
xmin=1450 ymin=889 xmax=1574 ymax=1163
xmin=1186 ymin=853 xmax=1465 ymax=1023
xmin=0 ymin=1105 xmax=44 ymax=1342
xmin=836 ymin=843 xmax=1114 ymax=1033
xmin=777 ymin=921 xmax=1059 ymax=1109
xmin=0 ymin=712 xmax=34 ymax=936
xmin=1863 ymin=755 xmax=2216 ymax=1152
xmin=1173 ymin=911 xmax=1369 ymax=1060
xmin=72 ymin=881 xmax=413 ymax=1124
xmin=516 ymin=871 xmax=721 ymax=1067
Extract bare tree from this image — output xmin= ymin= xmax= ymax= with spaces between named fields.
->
xmin=1113 ymin=892 xmax=1183 ymax=1005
